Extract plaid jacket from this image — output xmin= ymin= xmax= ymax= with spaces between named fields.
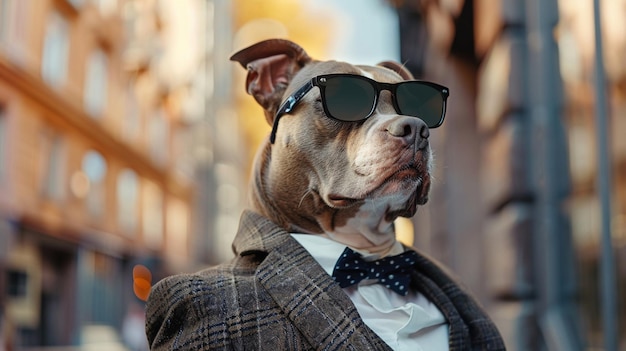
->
xmin=145 ymin=210 xmax=506 ymax=350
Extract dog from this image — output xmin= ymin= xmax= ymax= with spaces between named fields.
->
xmin=237 ymin=39 xmax=438 ymax=252
xmin=145 ymin=39 xmax=504 ymax=350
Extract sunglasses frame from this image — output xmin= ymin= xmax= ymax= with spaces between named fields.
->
xmin=270 ymin=73 xmax=449 ymax=144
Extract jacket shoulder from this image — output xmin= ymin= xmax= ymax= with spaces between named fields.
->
xmin=145 ymin=260 xmax=258 ymax=350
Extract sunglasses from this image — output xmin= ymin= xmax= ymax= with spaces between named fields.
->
xmin=270 ymin=74 xmax=449 ymax=143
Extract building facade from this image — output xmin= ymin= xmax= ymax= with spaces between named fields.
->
xmin=393 ymin=0 xmax=626 ymax=349
xmin=0 ymin=0 xmax=211 ymax=347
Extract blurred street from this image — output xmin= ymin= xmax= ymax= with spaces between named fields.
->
xmin=0 ymin=0 xmax=625 ymax=350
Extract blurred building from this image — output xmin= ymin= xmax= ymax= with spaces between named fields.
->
xmin=390 ymin=0 xmax=626 ymax=349
xmin=0 ymin=0 xmax=221 ymax=348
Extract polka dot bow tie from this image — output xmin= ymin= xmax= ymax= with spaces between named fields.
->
xmin=331 ymin=247 xmax=419 ymax=296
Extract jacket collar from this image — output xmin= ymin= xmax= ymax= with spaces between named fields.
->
xmin=232 ymin=210 xmax=292 ymax=255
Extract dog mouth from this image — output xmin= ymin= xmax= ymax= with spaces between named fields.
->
xmin=327 ymin=194 xmax=362 ymax=208
xmin=388 ymin=165 xmax=421 ymax=181
xmin=326 ymin=164 xmax=428 ymax=209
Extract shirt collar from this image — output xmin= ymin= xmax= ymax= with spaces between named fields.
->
xmin=290 ymin=233 xmax=406 ymax=276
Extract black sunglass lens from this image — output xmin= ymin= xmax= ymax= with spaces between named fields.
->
xmin=323 ymin=77 xmax=376 ymax=121
xmin=396 ymin=83 xmax=444 ymax=127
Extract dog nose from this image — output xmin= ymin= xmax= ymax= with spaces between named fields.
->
xmin=386 ymin=117 xmax=429 ymax=148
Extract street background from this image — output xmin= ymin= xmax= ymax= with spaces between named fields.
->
xmin=0 ymin=0 xmax=625 ymax=350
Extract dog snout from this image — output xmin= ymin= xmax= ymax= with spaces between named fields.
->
xmin=385 ymin=117 xmax=429 ymax=149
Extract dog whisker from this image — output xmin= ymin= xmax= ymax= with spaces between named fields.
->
xmin=298 ymin=189 xmax=313 ymax=208
xmin=428 ymin=148 xmax=436 ymax=183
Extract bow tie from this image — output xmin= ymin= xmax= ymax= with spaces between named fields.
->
xmin=331 ymin=247 xmax=418 ymax=296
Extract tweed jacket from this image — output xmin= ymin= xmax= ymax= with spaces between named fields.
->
xmin=145 ymin=210 xmax=505 ymax=350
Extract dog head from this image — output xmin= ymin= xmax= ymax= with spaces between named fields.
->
xmin=231 ymin=39 xmax=447 ymax=249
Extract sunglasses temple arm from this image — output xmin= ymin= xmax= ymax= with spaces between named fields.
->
xmin=269 ymin=115 xmax=281 ymax=144
xmin=270 ymin=80 xmax=314 ymax=144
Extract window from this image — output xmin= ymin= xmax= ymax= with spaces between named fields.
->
xmin=172 ymin=127 xmax=193 ymax=181
xmin=41 ymin=11 xmax=69 ymax=87
xmin=67 ymin=0 xmax=84 ymax=8
xmin=166 ymin=198 xmax=189 ymax=259
xmin=117 ymin=169 xmax=138 ymax=234
xmin=82 ymin=150 xmax=107 ymax=219
xmin=148 ymin=109 xmax=169 ymax=166
xmin=40 ymin=132 xmax=66 ymax=200
xmin=84 ymin=50 xmax=109 ymax=117
xmin=122 ymin=83 xmax=141 ymax=141
xmin=7 ymin=269 xmax=28 ymax=298
xmin=78 ymin=250 xmax=124 ymax=327
xmin=0 ymin=0 xmax=11 ymax=43
xmin=0 ymin=0 xmax=27 ymax=47
xmin=93 ymin=0 xmax=117 ymax=15
xmin=142 ymin=180 xmax=163 ymax=249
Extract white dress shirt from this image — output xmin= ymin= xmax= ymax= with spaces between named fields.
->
xmin=291 ymin=234 xmax=449 ymax=351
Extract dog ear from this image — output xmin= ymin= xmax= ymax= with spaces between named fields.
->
xmin=377 ymin=61 xmax=414 ymax=80
xmin=231 ymin=39 xmax=312 ymax=122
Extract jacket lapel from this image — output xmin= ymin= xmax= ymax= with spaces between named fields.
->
xmin=242 ymin=217 xmax=391 ymax=350
xmin=410 ymin=268 xmax=470 ymax=350
xmin=408 ymin=249 xmax=506 ymax=351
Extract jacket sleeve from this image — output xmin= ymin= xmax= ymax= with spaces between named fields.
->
xmin=145 ymin=274 xmax=203 ymax=350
